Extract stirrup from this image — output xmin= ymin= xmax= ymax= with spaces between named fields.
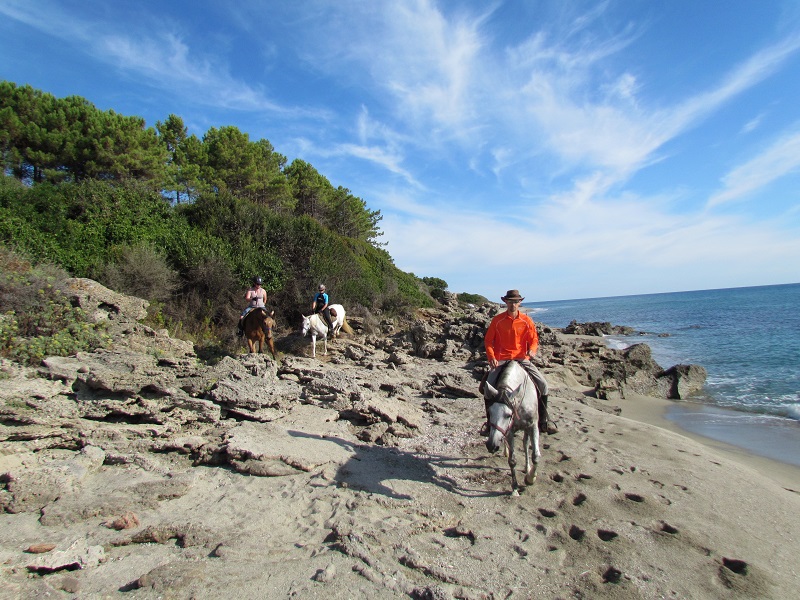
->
xmin=540 ymin=420 xmax=558 ymax=435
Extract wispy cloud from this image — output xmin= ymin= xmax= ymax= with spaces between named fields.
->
xmin=741 ymin=113 xmax=766 ymax=134
xmin=0 ymin=0 xmax=285 ymax=114
xmin=504 ymin=30 xmax=800 ymax=181
xmin=708 ymin=128 xmax=800 ymax=207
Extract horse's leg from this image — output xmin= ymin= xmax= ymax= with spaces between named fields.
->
xmin=267 ymin=337 xmax=276 ymax=359
xmin=247 ymin=338 xmax=255 ymax=353
xmin=507 ymin=434 xmax=520 ymax=495
xmin=322 ymin=335 xmax=328 ymax=356
xmin=524 ymin=427 xmax=538 ymax=486
xmin=310 ymin=334 xmax=316 ymax=358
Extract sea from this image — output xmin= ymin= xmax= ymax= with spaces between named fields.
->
xmin=523 ymin=283 xmax=800 ymax=467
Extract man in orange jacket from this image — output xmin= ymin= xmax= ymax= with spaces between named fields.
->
xmin=483 ymin=289 xmax=557 ymax=435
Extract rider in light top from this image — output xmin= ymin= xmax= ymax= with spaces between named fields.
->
xmin=311 ymin=284 xmax=335 ymax=332
xmin=484 ymin=289 xmax=557 ymax=435
xmin=237 ymin=276 xmax=267 ymax=336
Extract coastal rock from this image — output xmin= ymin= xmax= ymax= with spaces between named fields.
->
xmin=563 ymin=320 xmax=636 ymax=336
xmin=62 ymin=277 xmax=195 ymax=358
xmin=63 ymin=277 xmax=148 ymax=323
xmin=4 ymin=285 xmax=768 ymax=600
xmin=26 ymin=538 xmax=105 ymax=573
xmin=659 ymin=363 xmax=709 ymax=399
xmin=0 ymin=446 xmax=105 ymax=514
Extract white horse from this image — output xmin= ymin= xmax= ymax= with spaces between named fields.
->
xmin=301 ymin=304 xmax=350 ymax=357
xmin=484 ymin=360 xmax=541 ymax=495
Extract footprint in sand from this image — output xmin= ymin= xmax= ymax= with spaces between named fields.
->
xmin=597 ymin=529 xmax=618 ymax=542
xmin=659 ymin=521 xmax=679 ymax=535
xmin=722 ymin=557 xmax=748 ymax=575
xmin=602 ymin=566 xmax=623 ymax=583
xmin=568 ymin=525 xmax=585 ymax=541
xmin=624 ymin=492 xmax=645 ymax=503
xmin=572 ymin=492 xmax=587 ymax=506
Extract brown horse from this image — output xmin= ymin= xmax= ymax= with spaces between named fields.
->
xmin=242 ymin=308 xmax=276 ymax=358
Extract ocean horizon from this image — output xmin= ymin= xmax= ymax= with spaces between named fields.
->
xmin=523 ymin=282 xmax=800 ymax=467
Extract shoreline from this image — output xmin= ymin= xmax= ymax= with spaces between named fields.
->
xmin=615 ymin=391 xmax=800 ymax=491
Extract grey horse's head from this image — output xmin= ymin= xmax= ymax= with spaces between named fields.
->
xmin=486 ymin=401 xmax=513 ymax=453
xmin=483 ymin=362 xmax=527 ymax=453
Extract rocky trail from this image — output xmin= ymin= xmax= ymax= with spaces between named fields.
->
xmin=1 ymin=279 xmax=797 ymax=599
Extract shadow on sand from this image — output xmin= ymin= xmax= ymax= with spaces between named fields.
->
xmin=288 ymin=430 xmax=508 ymax=500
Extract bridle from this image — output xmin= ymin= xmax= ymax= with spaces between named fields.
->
xmin=489 ymin=376 xmax=527 ymax=437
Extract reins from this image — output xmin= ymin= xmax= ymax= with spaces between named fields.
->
xmin=489 ymin=375 xmax=528 ymax=437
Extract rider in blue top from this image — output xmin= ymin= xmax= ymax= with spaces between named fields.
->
xmin=312 ymin=284 xmax=334 ymax=331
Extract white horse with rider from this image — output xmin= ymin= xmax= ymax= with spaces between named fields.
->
xmin=301 ymin=304 xmax=352 ymax=357
xmin=483 ymin=360 xmax=541 ymax=495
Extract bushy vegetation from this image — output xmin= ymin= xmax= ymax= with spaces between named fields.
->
xmin=0 ymin=81 xmax=456 ymax=360
xmin=457 ymin=292 xmax=490 ymax=305
xmin=0 ymin=247 xmax=111 ymax=365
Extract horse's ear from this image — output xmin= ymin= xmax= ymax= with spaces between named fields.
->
xmin=485 ymin=382 xmax=499 ymax=399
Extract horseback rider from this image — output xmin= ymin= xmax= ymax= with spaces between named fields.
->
xmin=237 ymin=276 xmax=267 ymax=336
xmin=483 ymin=289 xmax=558 ymax=435
xmin=311 ymin=284 xmax=335 ymax=332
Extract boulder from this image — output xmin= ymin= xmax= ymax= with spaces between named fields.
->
xmin=659 ymin=364 xmax=708 ymax=399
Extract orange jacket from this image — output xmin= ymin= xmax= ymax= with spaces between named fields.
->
xmin=484 ymin=311 xmax=539 ymax=362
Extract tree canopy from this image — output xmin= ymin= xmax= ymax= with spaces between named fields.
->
xmin=0 ymin=81 xmax=447 ymax=351
xmin=0 ymin=81 xmax=383 ymax=248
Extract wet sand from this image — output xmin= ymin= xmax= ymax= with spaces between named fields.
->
xmin=617 ymin=392 xmax=800 ymax=491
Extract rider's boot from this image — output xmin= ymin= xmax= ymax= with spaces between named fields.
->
xmin=538 ymin=395 xmax=558 ymax=434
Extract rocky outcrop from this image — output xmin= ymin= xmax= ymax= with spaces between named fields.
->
xmin=563 ymin=320 xmax=636 ymax=336
xmin=1 ymin=288 xmax=706 ymax=514
xmin=5 ymin=286 xmax=761 ymax=599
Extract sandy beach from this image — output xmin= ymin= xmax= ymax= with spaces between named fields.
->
xmin=1 ymin=292 xmax=799 ymax=598
xmin=608 ymin=392 xmax=800 ymax=493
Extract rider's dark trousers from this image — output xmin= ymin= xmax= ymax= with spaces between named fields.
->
xmin=316 ymin=307 xmax=334 ymax=331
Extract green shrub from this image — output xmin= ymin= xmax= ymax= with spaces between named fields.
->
xmin=100 ymin=243 xmax=179 ymax=303
xmin=457 ymin=292 xmax=490 ymax=305
xmin=0 ymin=247 xmax=111 ymax=365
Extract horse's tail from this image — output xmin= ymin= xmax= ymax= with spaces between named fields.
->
xmin=341 ymin=318 xmax=353 ymax=334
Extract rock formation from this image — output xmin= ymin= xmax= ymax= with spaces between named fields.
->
xmin=2 ymin=279 xmax=758 ymax=600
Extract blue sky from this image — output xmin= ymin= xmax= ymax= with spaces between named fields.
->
xmin=2 ymin=1 xmax=800 ymax=302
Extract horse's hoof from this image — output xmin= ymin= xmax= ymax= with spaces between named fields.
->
xmin=524 ymin=474 xmax=537 ymax=486
xmin=511 ymin=489 xmax=520 ymax=497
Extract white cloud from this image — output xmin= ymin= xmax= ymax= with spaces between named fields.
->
xmin=741 ymin=113 xmax=765 ymax=134
xmin=1 ymin=0 xmax=290 ymax=115
xmin=381 ymin=181 xmax=800 ymax=299
xmin=708 ymin=128 xmax=800 ymax=207
xmin=505 ymin=33 xmax=800 ymax=180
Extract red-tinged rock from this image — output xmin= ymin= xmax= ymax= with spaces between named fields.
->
xmin=25 ymin=543 xmax=56 ymax=554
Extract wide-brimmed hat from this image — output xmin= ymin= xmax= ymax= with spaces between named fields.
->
xmin=501 ymin=289 xmax=524 ymax=301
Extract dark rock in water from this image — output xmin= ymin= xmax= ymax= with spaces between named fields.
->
xmin=563 ymin=320 xmax=636 ymax=336
xmin=659 ymin=364 xmax=708 ymax=399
